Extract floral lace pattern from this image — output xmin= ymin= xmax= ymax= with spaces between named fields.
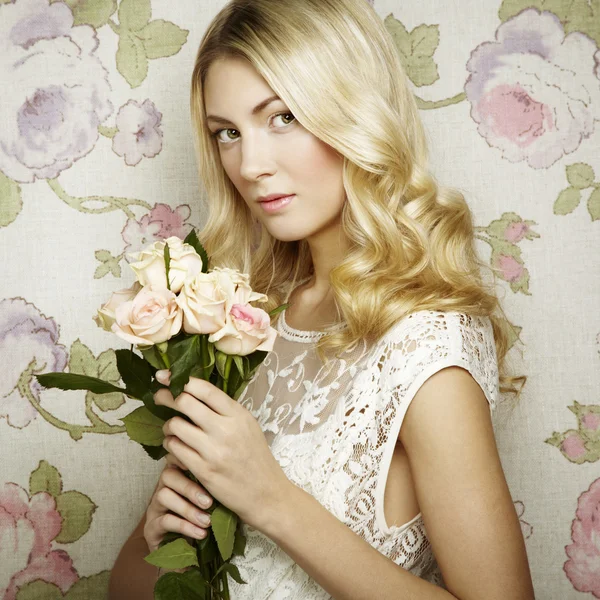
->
xmin=229 ymin=310 xmax=499 ymax=599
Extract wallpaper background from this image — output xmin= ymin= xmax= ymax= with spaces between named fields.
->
xmin=1 ymin=0 xmax=599 ymax=598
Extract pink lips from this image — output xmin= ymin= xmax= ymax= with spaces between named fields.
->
xmin=258 ymin=194 xmax=295 ymax=213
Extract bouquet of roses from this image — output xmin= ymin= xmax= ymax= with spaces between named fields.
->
xmin=35 ymin=231 xmax=287 ymax=599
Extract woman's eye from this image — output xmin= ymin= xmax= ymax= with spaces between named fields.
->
xmin=210 ymin=112 xmax=296 ymax=144
xmin=272 ymin=112 xmax=296 ymax=127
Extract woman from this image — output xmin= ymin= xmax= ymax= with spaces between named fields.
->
xmin=109 ymin=0 xmax=535 ymax=598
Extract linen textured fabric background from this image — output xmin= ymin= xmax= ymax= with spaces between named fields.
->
xmin=1 ymin=0 xmax=599 ymax=598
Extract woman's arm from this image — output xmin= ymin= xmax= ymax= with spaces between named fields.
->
xmin=260 ymin=366 xmax=534 ymax=600
xmin=108 ymin=514 xmax=158 ymax=600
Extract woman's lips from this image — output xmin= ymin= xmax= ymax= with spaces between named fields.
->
xmin=259 ymin=194 xmax=295 ymax=213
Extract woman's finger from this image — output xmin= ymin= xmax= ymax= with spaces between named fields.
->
xmin=165 ymin=453 xmax=188 ymax=471
xmin=158 ymin=511 xmax=207 ymax=540
xmin=156 ymin=486 xmax=211 ymax=530
xmin=160 ymin=461 xmax=213 ymax=509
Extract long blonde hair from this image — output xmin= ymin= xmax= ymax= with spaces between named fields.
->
xmin=190 ymin=0 xmax=526 ymax=400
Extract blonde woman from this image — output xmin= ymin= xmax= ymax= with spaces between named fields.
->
xmin=109 ymin=0 xmax=535 ymax=598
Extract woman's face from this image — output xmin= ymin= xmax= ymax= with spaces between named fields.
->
xmin=203 ymin=56 xmax=346 ymax=243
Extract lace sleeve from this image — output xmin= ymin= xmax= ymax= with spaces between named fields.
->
xmin=377 ymin=310 xmax=500 ymax=425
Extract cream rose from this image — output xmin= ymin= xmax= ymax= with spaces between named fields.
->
xmin=129 ymin=236 xmax=203 ymax=293
xmin=93 ymin=282 xmax=142 ymax=332
xmin=177 ymin=268 xmax=268 ymax=335
xmin=210 ymin=266 xmax=269 ymax=306
xmin=111 ymin=286 xmax=182 ymax=346
xmin=209 ymin=303 xmax=277 ymax=356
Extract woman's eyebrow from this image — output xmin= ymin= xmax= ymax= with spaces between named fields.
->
xmin=206 ymin=95 xmax=282 ymax=124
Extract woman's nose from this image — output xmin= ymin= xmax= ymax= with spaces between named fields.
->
xmin=239 ymin=133 xmax=276 ymax=181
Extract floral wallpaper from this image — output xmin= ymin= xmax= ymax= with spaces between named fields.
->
xmin=0 ymin=0 xmax=598 ymax=598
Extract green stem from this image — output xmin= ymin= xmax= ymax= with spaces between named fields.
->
xmin=222 ymin=356 xmax=233 ymax=395
xmin=159 ymin=351 xmax=171 ymax=369
xmin=48 ymin=178 xmax=151 ymax=219
xmin=415 ymin=91 xmax=466 ymax=110
xmin=474 ymin=233 xmax=492 ymax=246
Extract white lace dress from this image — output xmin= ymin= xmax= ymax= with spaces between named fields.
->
xmin=228 ymin=307 xmax=499 ymax=599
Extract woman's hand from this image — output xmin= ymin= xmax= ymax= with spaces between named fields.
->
xmin=153 ymin=373 xmax=293 ymax=532
xmin=143 ymin=453 xmax=214 ymax=554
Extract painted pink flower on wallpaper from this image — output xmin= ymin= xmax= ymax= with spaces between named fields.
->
xmin=121 ymin=203 xmax=194 ymax=261
xmin=564 ymin=478 xmax=600 ymax=598
xmin=0 ymin=298 xmax=67 ymax=428
xmin=112 ymin=99 xmax=164 ymax=166
xmin=465 ymin=8 xmax=600 ymax=169
xmin=0 ymin=483 xmax=78 ymax=600
xmin=0 ymin=0 xmax=113 ymax=183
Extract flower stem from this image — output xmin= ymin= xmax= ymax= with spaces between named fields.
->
xmin=159 ymin=351 xmax=171 ymax=369
xmin=222 ymin=355 xmax=233 ymax=395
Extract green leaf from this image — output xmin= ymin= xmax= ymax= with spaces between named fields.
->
xmin=587 ymin=187 xmax=600 ymax=221
xmin=16 ymin=581 xmax=63 ymax=600
xmin=0 ymin=171 xmax=23 ymax=227
xmin=116 ymin=30 xmax=148 ymax=88
xmin=66 ymin=0 xmax=117 ymax=28
xmin=35 ymin=373 xmax=128 ymax=395
xmin=64 ymin=570 xmax=111 ymax=599
xmin=140 ymin=345 xmax=165 ymax=370
xmin=246 ymin=350 xmax=268 ymax=378
xmin=566 ymin=162 xmax=595 ymax=189
xmin=215 ymin=351 xmax=228 ymax=380
xmin=168 ymin=335 xmax=202 ymax=399
xmin=197 ymin=529 xmax=218 ymax=564
xmin=115 ymin=348 xmax=152 ymax=400
xmin=118 ymin=0 xmax=151 ymax=31
xmin=139 ymin=19 xmax=189 ymax=60
xmin=154 ymin=569 xmax=208 ymax=599
xmin=220 ymin=562 xmax=246 ymax=585
xmin=29 ymin=460 xmax=62 ymax=497
xmin=211 ymin=504 xmax=237 ymax=561
xmin=69 ymin=339 xmax=98 ymax=378
xmin=183 ymin=229 xmax=209 ymax=273
xmin=554 ymin=186 xmax=581 ymax=215
xmin=141 ymin=443 xmax=168 ymax=460
xmin=55 ymin=490 xmax=97 ymax=543
xmin=120 ymin=405 xmax=165 ymax=446
xmin=164 ymin=242 xmax=172 ymax=290
xmin=145 ymin=538 xmax=199 ymax=569
xmin=232 ymin=526 xmax=247 ymax=556
xmin=268 ymin=303 xmax=289 ymax=317
xmin=232 ymin=355 xmax=245 ymax=379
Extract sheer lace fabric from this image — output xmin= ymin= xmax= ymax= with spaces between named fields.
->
xmin=228 ymin=308 xmax=499 ymax=599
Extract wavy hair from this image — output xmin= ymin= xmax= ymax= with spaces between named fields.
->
xmin=190 ymin=0 xmax=526 ymax=401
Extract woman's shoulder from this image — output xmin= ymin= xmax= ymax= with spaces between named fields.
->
xmin=380 ymin=309 xmax=495 ymax=350
xmin=374 ymin=309 xmax=499 ymax=403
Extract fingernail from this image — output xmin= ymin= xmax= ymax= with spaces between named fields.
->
xmin=156 ymin=369 xmax=171 ymax=385
xmin=197 ymin=493 xmax=211 ymax=508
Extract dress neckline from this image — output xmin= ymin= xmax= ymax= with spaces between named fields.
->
xmin=276 ymin=277 xmax=346 ymax=343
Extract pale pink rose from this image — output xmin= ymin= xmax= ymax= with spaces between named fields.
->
xmin=561 ymin=432 xmax=587 ymax=460
xmin=210 ymin=267 xmax=269 ymax=306
xmin=582 ymin=412 xmax=600 ymax=432
xmin=209 ymin=304 xmax=277 ymax=356
xmin=129 ymin=236 xmax=203 ymax=294
xmin=504 ymin=221 xmax=530 ymax=243
xmin=494 ymin=254 xmax=524 ymax=282
xmin=111 ymin=286 xmax=182 ymax=346
xmin=92 ymin=282 xmax=142 ymax=332
xmin=564 ymin=478 xmax=600 ymax=597
xmin=465 ymin=9 xmax=600 ymax=169
xmin=0 ymin=483 xmax=78 ymax=600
